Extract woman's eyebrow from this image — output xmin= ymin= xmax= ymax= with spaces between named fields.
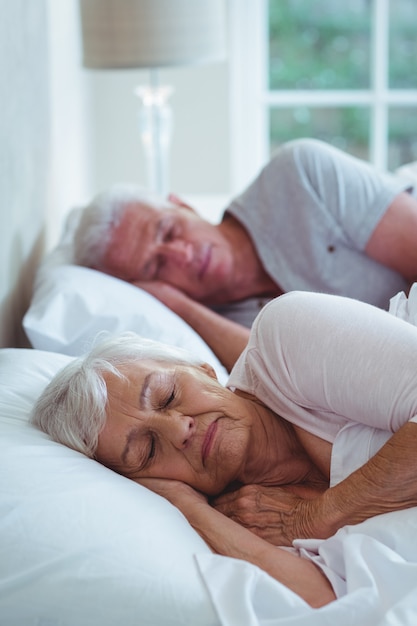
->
xmin=139 ymin=372 xmax=154 ymax=409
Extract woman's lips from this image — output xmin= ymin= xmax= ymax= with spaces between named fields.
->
xmin=202 ymin=420 xmax=218 ymax=465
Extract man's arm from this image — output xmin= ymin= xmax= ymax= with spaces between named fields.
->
xmin=214 ymin=421 xmax=417 ymax=545
xmin=137 ymin=478 xmax=336 ymax=608
xmin=365 ymin=191 xmax=417 ymax=283
xmin=133 ymin=281 xmax=249 ymax=372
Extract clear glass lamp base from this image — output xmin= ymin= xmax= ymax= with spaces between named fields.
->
xmin=135 ymin=70 xmax=173 ymax=197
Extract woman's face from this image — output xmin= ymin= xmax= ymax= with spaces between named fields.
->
xmin=95 ymin=358 xmax=252 ymax=495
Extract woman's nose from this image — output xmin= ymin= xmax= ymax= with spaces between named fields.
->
xmin=162 ymin=411 xmax=196 ymax=450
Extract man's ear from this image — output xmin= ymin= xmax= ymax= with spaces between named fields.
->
xmin=167 ymin=193 xmax=197 ymax=214
xmin=199 ymin=362 xmax=218 ymax=380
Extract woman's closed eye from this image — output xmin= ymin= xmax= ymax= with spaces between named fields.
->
xmin=141 ymin=387 xmax=175 ymax=471
xmin=159 ymin=387 xmax=176 ymax=409
xmin=130 ymin=432 xmax=156 ymax=475
xmin=148 ymin=433 xmax=156 ymax=462
xmin=113 ymin=427 xmax=157 ymax=478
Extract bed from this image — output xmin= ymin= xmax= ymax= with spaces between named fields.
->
xmin=2 ymin=203 xmax=417 ymax=626
xmin=3 ymin=4 xmax=417 ymax=624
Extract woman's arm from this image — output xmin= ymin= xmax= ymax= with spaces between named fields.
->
xmin=305 ymin=421 xmax=417 ymax=537
xmin=137 ymin=478 xmax=336 ymax=608
xmin=132 ymin=281 xmax=250 ymax=372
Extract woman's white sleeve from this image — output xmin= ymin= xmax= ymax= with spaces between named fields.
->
xmin=251 ymin=291 xmax=417 ymax=432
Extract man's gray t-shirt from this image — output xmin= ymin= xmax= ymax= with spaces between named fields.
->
xmin=215 ymin=139 xmax=413 ymax=327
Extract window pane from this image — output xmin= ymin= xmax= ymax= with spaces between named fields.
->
xmin=388 ymin=108 xmax=417 ymax=169
xmin=269 ymin=106 xmax=370 ymax=158
xmin=268 ymin=0 xmax=371 ymax=90
xmin=389 ymin=0 xmax=417 ymax=88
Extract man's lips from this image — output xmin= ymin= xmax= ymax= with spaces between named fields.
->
xmin=202 ymin=420 xmax=218 ymax=465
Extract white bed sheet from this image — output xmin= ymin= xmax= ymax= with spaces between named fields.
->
xmin=197 ymin=508 xmax=417 ymax=625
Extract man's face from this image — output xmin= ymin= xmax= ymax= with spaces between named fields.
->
xmin=100 ymin=200 xmax=234 ymax=303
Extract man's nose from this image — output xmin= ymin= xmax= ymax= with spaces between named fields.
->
xmin=158 ymin=241 xmax=193 ymax=266
xmin=161 ymin=411 xmax=196 ymax=450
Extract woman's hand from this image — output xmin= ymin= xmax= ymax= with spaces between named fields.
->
xmin=212 ymin=484 xmax=324 ymax=546
xmin=138 ymin=479 xmax=313 ymax=546
xmin=138 ymin=479 xmax=335 ymax=607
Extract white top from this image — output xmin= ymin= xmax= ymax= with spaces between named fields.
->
xmin=227 ymin=291 xmax=417 ymax=486
xmin=217 ymin=139 xmax=414 ymax=328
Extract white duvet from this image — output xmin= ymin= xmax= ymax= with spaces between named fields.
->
xmin=197 ymin=508 xmax=417 ymax=625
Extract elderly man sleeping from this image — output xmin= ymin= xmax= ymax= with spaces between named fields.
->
xmin=71 ymin=138 xmax=417 ymax=372
xmin=31 ymin=291 xmax=417 ymax=607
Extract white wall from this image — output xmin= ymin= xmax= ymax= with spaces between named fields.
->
xmin=0 ymin=0 xmax=90 ymax=346
xmin=0 ymin=0 xmax=50 ymax=346
xmin=46 ymin=0 xmax=92 ymax=246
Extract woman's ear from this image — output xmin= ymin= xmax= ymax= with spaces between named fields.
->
xmin=199 ymin=362 xmax=218 ymax=380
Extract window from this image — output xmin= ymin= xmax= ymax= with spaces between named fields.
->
xmin=228 ymin=0 xmax=417 ymax=192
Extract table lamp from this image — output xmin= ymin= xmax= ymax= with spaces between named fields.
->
xmin=79 ymin=0 xmax=226 ymax=195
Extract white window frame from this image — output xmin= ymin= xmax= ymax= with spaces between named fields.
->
xmin=228 ymin=0 xmax=417 ymax=194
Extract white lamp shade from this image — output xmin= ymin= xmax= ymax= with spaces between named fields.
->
xmin=79 ymin=0 xmax=227 ymax=69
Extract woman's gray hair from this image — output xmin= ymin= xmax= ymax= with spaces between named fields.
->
xmin=72 ymin=184 xmax=156 ymax=269
xmin=31 ymin=332 xmax=202 ymax=458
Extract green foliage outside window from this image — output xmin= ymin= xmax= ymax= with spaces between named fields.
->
xmin=268 ymin=0 xmax=417 ymax=168
xmin=269 ymin=0 xmax=371 ymax=90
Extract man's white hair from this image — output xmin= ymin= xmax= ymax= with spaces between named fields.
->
xmin=73 ymin=184 xmax=159 ymax=269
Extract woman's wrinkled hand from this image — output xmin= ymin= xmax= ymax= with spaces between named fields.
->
xmin=211 ymin=484 xmax=322 ymax=546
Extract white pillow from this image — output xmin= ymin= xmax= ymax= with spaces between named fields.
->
xmin=0 ymin=347 xmax=219 ymax=625
xmin=23 ymin=262 xmax=228 ymax=384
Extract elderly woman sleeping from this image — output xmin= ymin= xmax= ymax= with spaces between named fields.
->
xmin=31 ymin=291 xmax=417 ymax=608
